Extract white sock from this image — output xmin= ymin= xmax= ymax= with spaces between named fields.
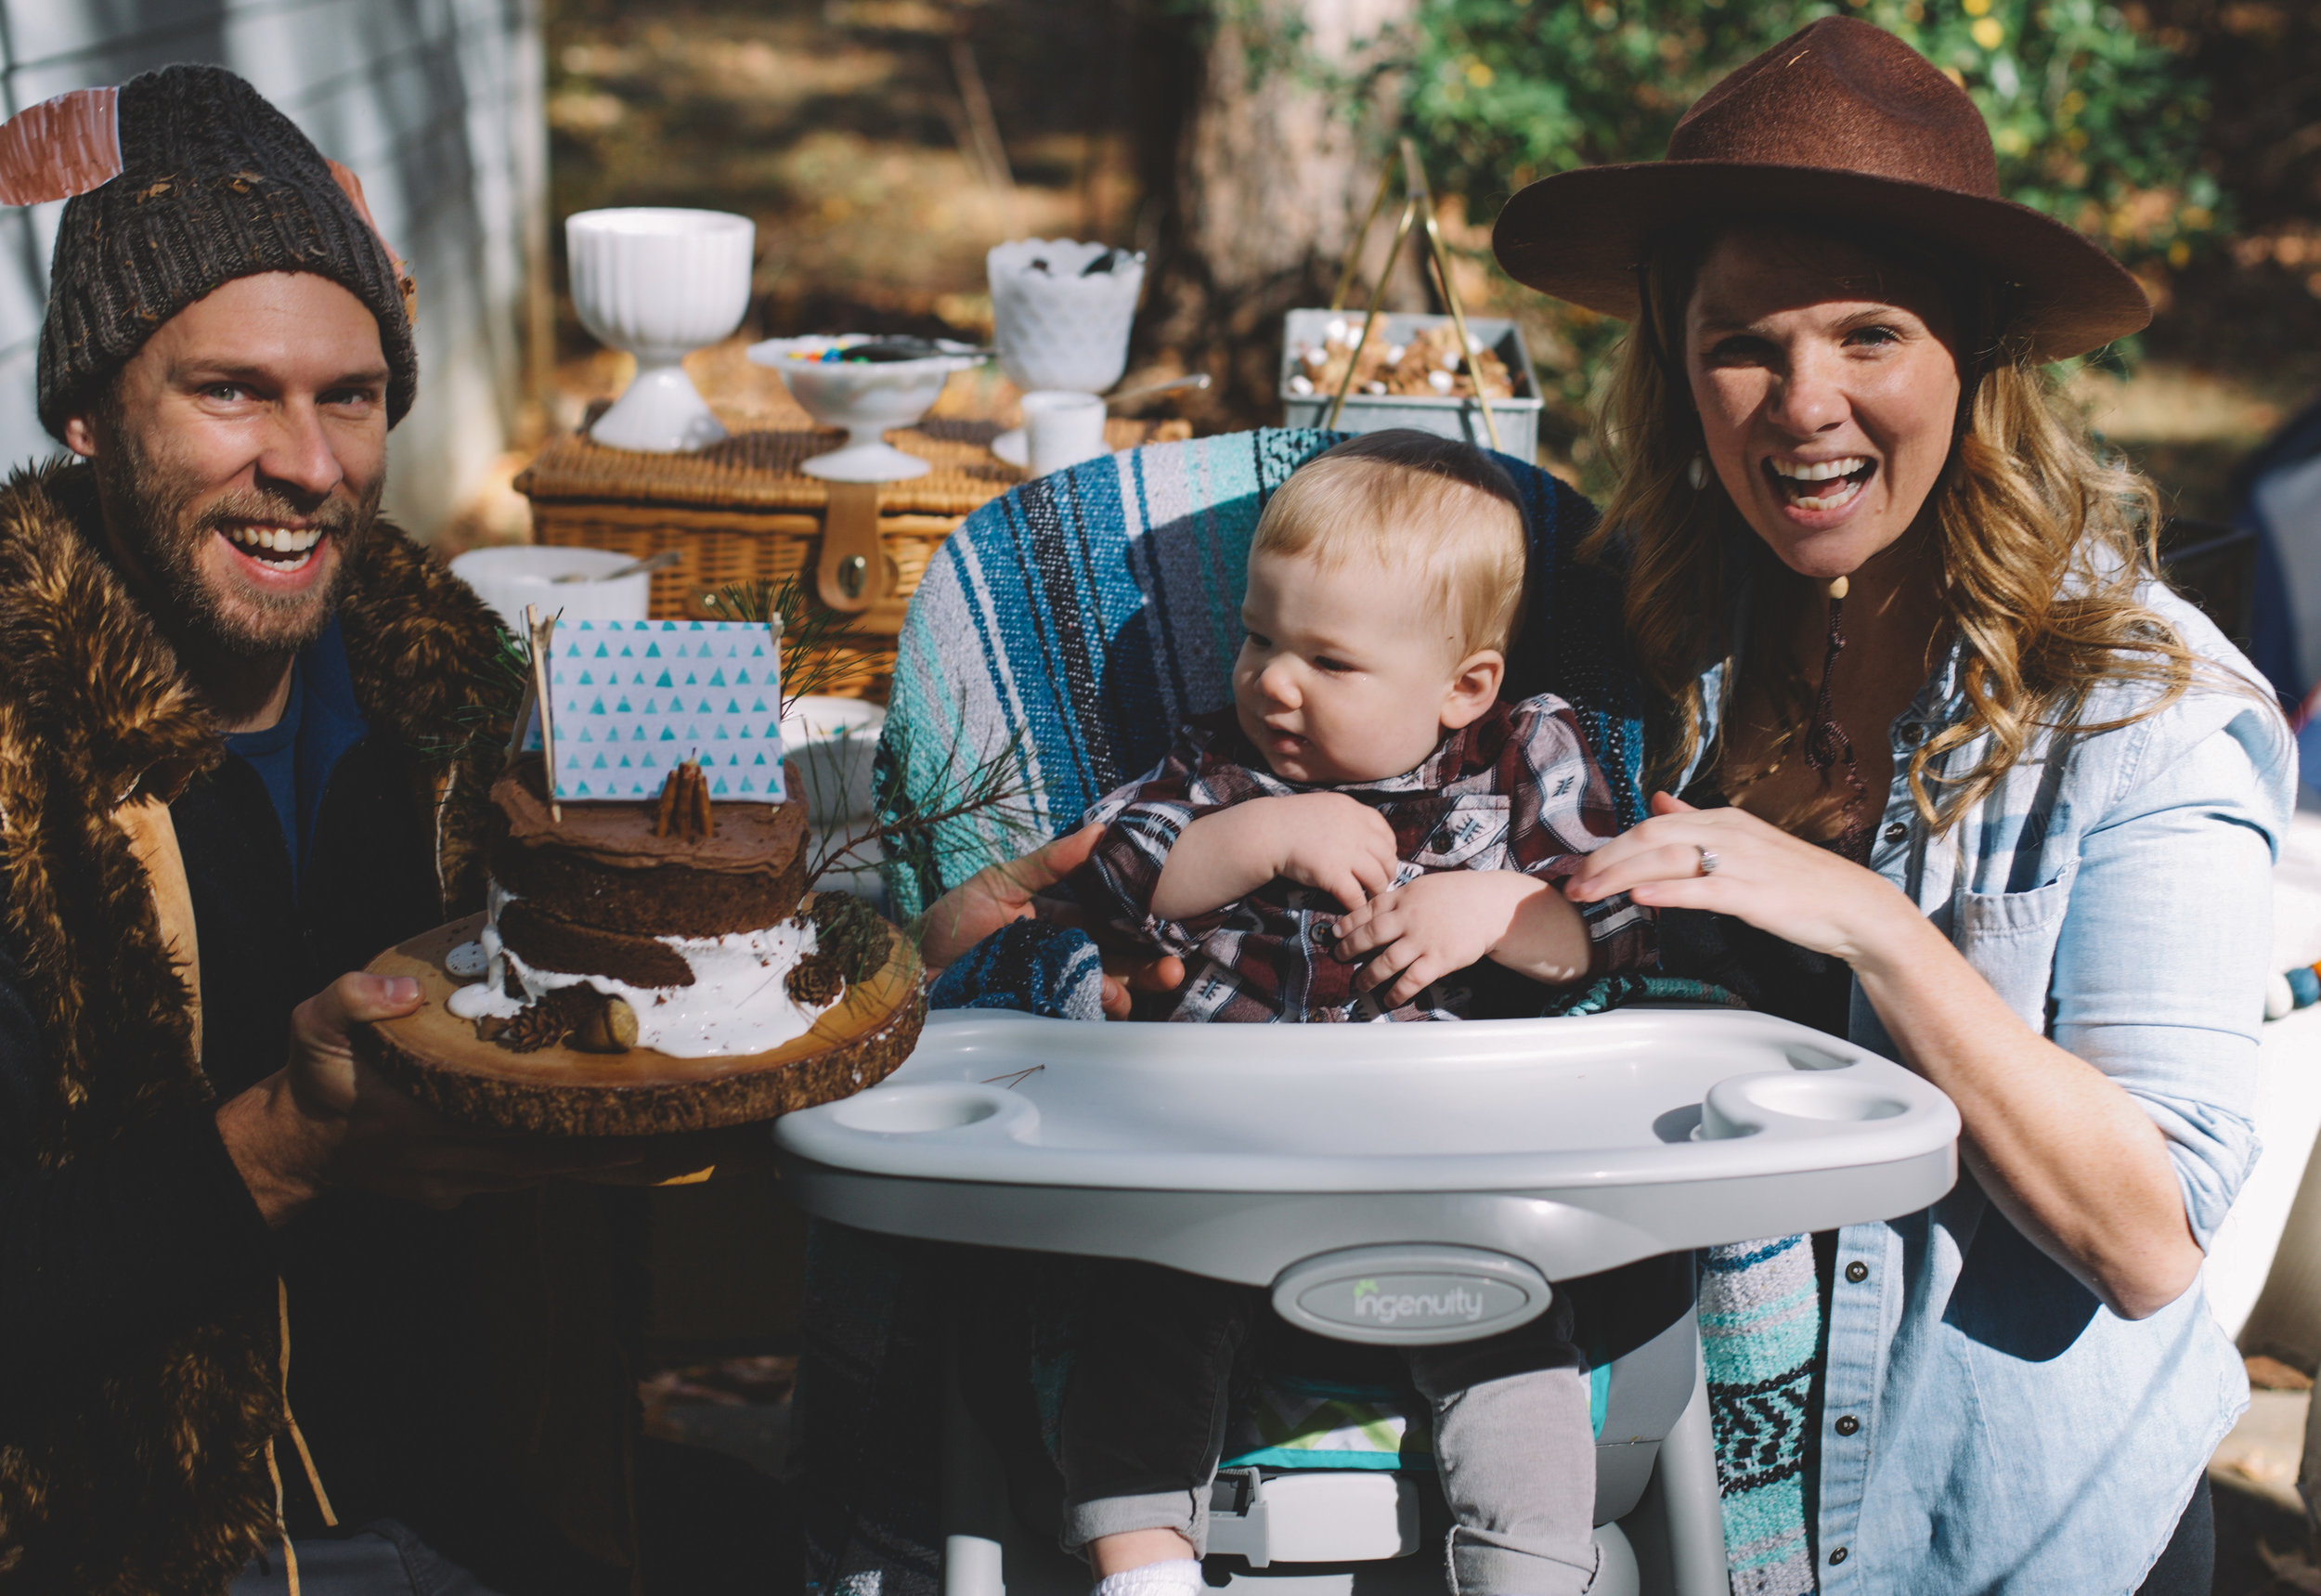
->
xmin=1092 ymin=1558 xmax=1202 ymax=1596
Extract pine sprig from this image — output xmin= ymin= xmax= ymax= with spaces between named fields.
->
xmin=420 ymin=624 xmax=533 ymax=773
xmin=699 ymin=573 xmax=862 ymax=719
xmin=804 ymin=720 xmax=1044 ymax=898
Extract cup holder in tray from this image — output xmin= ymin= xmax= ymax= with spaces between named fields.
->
xmin=826 ymin=1083 xmax=1030 ymax=1135
xmin=1698 ymin=1071 xmax=1910 ymax=1140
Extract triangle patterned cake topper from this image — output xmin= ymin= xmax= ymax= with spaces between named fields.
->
xmin=528 ymin=619 xmax=785 ymax=802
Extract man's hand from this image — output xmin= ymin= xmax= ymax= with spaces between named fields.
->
xmin=216 ymin=972 xmax=646 ymax=1226
xmin=918 ymin=824 xmax=1186 ymax=1019
xmin=1332 ymin=870 xmax=1590 ymax=1006
xmin=1154 ymin=793 xmax=1400 ymax=919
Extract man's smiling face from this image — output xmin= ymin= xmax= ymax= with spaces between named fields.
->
xmin=62 ymin=270 xmax=391 ymax=655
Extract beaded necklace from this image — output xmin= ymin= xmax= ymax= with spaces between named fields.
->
xmin=1721 ymin=576 xmax=1873 ymax=861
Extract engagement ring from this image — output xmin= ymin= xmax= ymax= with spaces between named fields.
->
xmin=1696 ymin=846 xmax=1720 ymax=876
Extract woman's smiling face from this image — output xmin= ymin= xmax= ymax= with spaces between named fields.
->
xmin=1685 ymin=227 xmax=1963 ymax=580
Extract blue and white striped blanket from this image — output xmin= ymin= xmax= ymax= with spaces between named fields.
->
xmin=875 ymin=428 xmax=1652 ymax=915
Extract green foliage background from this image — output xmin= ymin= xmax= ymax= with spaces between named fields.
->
xmin=1391 ymin=0 xmax=2218 ymax=451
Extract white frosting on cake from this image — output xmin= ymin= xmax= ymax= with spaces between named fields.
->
xmin=446 ymin=879 xmax=840 ymax=1058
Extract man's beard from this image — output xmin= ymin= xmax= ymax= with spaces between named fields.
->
xmin=92 ymin=423 xmax=381 ymax=657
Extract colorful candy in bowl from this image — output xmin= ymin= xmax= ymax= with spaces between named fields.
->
xmin=746 ymin=335 xmax=988 ymax=482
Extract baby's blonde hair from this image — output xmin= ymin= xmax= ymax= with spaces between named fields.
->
xmin=1251 ymin=430 xmax=1529 ymax=656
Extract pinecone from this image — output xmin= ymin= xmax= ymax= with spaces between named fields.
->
xmin=809 ymin=892 xmax=887 ymax=986
xmin=786 ymin=954 xmax=845 ymax=1008
xmin=497 ymin=988 xmax=588 ymax=1053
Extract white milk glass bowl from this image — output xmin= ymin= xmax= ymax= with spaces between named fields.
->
xmin=988 ymin=239 xmax=1144 ymax=466
xmin=449 ymin=546 xmax=654 ymax=635
xmin=567 ymin=208 xmax=756 ymax=453
xmin=746 ymin=335 xmax=987 ymax=482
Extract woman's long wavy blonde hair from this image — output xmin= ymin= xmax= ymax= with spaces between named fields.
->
xmin=1589 ymin=222 xmax=2227 ymax=832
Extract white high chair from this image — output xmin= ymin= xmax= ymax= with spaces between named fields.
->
xmin=776 ymin=1007 xmax=1957 ymax=1596
xmin=800 ymin=431 xmax=1961 ymax=1596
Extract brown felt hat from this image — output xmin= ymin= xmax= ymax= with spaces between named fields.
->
xmin=1490 ymin=17 xmax=2151 ymax=362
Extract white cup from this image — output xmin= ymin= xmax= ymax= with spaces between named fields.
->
xmin=448 ymin=546 xmax=655 ymax=635
xmin=778 ymin=695 xmax=887 ymax=824
xmin=1022 ymin=390 xmax=1109 ymax=478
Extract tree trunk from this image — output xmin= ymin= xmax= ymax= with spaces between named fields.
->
xmin=1139 ymin=0 xmax=1422 ymax=427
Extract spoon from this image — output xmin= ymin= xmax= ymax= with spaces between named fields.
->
xmin=551 ymin=549 xmax=682 ymax=584
xmin=1106 ymin=373 xmax=1211 ymax=409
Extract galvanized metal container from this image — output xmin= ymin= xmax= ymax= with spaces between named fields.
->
xmin=1278 ymin=309 xmax=1542 ymax=461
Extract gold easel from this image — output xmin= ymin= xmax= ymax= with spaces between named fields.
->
xmin=1323 ymin=137 xmax=1501 ymax=453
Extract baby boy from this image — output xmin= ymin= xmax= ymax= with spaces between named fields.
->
xmin=1074 ymin=428 xmax=1651 ymax=1021
xmin=1057 ymin=430 xmax=1652 ymax=1596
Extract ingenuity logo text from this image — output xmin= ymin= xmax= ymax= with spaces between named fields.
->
xmin=1347 ymin=1278 xmax=1489 ymax=1326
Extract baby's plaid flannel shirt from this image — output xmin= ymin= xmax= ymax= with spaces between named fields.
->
xmin=1071 ymin=694 xmax=1654 ymax=1022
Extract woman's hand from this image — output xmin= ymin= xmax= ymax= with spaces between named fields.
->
xmin=917 ymin=824 xmax=1186 ymax=1019
xmin=1563 ymin=792 xmax=1922 ymax=964
xmin=1575 ymin=796 xmax=2202 ymax=1319
xmin=918 ymin=824 xmax=1102 ymax=969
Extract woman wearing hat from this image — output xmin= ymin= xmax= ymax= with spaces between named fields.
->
xmin=1502 ymin=17 xmax=2292 ymax=1594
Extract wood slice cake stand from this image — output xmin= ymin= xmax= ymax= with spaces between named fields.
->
xmin=353 ymin=904 xmax=926 ymax=1141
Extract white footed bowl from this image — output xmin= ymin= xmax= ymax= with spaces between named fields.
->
xmin=449 ymin=546 xmax=653 ymax=636
xmin=746 ymin=336 xmax=986 ymax=482
xmin=988 ymin=239 xmax=1144 ymax=394
xmin=568 ymin=208 xmax=756 ymax=453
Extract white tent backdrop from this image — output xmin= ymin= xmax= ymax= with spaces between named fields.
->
xmin=2213 ymin=803 xmax=2321 ymax=1356
xmin=0 ymin=0 xmax=548 ymax=538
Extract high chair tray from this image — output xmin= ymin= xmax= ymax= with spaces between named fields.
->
xmin=775 ymin=1009 xmax=1959 ymax=1285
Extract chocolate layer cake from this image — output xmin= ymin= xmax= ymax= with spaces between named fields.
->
xmin=488 ymin=754 xmax=809 ymax=938
xmin=446 ymin=756 xmax=879 ymax=1058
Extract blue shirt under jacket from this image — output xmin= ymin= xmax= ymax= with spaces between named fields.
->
xmin=1687 ymin=583 xmax=2294 ymax=1594
xmin=219 ymin=618 xmax=369 ymax=895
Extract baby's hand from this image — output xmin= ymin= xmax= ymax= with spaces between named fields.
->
xmin=1331 ymin=871 xmax=1544 ymax=1006
xmin=1154 ymin=792 xmax=1401 ymax=919
xmin=1257 ymin=792 xmax=1401 ymax=911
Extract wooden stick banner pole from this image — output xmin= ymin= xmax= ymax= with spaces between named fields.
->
xmin=524 ymin=604 xmax=561 ymax=822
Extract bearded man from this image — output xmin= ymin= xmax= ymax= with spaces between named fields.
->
xmin=0 ymin=65 xmax=770 ymax=1596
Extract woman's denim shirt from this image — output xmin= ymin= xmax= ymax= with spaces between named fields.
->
xmin=1688 ymin=584 xmax=2294 ymax=1594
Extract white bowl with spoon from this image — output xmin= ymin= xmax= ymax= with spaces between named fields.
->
xmin=449 ymin=546 xmax=655 ymax=634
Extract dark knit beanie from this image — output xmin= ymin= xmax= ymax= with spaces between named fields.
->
xmin=35 ymin=64 xmax=418 ymax=440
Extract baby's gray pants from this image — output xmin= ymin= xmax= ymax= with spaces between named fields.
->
xmin=1060 ymin=1265 xmax=1599 ymax=1595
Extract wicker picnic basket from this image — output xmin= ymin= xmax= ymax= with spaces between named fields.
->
xmin=516 ymin=409 xmax=1176 ymax=699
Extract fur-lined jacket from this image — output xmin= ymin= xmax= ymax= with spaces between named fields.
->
xmin=0 ymin=461 xmax=637 ymax=1594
